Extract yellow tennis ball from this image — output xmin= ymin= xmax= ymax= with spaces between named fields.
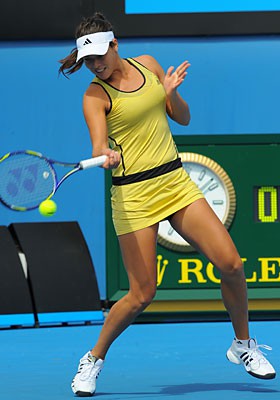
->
xmin=39 ymin=199 xmax=57 ymax=217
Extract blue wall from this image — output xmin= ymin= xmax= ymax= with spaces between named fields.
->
xmin=1 ymin=36 xmax=280 ymax=298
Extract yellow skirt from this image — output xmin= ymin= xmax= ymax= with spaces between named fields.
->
xmin=111 ymin=167 xmax=204 ymax=235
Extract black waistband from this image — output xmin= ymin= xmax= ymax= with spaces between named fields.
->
xmin=112 ymin=158 xmax=182 ymax=186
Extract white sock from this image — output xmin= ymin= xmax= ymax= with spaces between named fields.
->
xmin=235 ymin=337 xmax=250 ymax=345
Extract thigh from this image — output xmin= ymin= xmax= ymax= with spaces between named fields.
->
xmin=169 ymin=198 xmax=241 ymax=270
xmin=118 ymin=224 xmax=159 ymax=293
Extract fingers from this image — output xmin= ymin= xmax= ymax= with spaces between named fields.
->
xmin=165 ymin=61 xmax=191 ymax=87
xmin=166 ymin=66 xmax=174 ymax=77
xmin=176 ymin=61 xmax=191 ymax=77
xmin=102 ymin=150 xmax=120 ymax=169
xmin=108 ymin=150 xmax=120 ymax=169
xmin=166 ymin=61 xmax=190 ymax=75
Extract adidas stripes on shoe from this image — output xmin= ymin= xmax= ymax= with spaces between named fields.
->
xmin=71 ymin=351 xmax=104 ymax=397
xmin=227 ymin=338 xmax=276 ymax=380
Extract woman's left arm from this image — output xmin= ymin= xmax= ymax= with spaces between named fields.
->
xmin=136 ymin=55 xmax=191 ymax=126
xmin=163 ymin=61 xmax=191 ymax=125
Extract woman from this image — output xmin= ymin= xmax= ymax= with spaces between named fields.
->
xmin=59 ymin=12 xmax=275 ymax=397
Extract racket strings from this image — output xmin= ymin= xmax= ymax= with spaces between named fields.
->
xmin=0 ymin=154 xmax=56 ymax=209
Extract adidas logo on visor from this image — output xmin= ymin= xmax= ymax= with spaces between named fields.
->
xmin=83 ymin=38 xmax=92 ymax=46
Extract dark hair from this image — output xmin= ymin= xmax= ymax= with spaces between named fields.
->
xmin=58 ymin=12 xmax=114 ymax=77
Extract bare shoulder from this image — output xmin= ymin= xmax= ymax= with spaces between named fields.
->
xmin=84 ymin=82 xmax=108 ymax=99
xmin=134 ymin=54 xmax=157 ymax=67
xmin=134 ymin=55 xmax=164 ymax=79
xmin=83 ymin=82 xmax=110 ymax=112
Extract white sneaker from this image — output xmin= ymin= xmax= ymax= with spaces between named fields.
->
xmin=227 ymin=338 xmax=276 ymax=380
xmin=71 ymin=351 xmax=104 ymax=397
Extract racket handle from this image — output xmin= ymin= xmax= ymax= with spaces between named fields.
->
xmin=79 ymin=155 xmax=107 ymax=169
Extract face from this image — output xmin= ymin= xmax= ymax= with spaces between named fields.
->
xmin=83 ymin=40 xmax=118 ymax=80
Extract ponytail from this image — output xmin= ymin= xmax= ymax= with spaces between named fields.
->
xmin=58 ymin=48 xmax=83 ymax=78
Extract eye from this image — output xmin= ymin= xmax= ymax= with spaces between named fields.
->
xmin=84 ymin=57 xmax=95 ymax=63
xmin=84 ymin=55 xmax=103 ymax=62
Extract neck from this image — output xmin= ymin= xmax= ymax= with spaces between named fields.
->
xmin=105 ymin=58 xmax=130 ymax=84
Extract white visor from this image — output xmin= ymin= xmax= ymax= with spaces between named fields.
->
xmin=76 ymin=31 xmax=114 ymax=62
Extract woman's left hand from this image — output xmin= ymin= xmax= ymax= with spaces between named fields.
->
xmin=163 ymin=61 xmax=190 ymax=96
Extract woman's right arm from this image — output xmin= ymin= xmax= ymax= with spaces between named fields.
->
xmin=83 ymin=84 xmax=120 ymax=169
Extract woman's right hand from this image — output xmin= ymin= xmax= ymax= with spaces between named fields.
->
xmin=99 ymin=148 xmax=120 ymax=169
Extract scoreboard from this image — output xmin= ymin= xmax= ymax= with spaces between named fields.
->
xmin=125 ymin=0 xmax=280 ymax=14
xmin=95 ymin=0 xmax=280 ymax=37
xmin=3 ymin=0 xmax=280 ymax=40
xmin=105 ymin=134 xmax=280 ymax=318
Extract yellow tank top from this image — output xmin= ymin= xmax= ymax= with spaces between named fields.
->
xmin=92 ymin=58 xmax=179 ymax=179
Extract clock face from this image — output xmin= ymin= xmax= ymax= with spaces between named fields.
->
xmin=158 ymin=152 xmax=236 ymax=252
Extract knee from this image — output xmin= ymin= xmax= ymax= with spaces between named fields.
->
xmin=219 ymin=255 xmax=244 ymax=278
xmin=130 ymin=285 xmax=156 ymax=312
xmin=138 ymin=286 xmax=157 ymax=308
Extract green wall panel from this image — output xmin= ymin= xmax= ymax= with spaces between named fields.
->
xmin=106 ymin=135 xmax=280 ymax=311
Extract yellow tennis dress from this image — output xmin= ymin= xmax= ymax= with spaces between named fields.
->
xmin=92 ymin=58 xmax=203 ymax=235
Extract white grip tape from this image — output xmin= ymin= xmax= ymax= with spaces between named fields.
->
xmin=79 ymin=155 xmax=107 ymax=169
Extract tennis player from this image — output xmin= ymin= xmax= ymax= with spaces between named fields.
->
xmin=59 ymin=12 xmax=276 ymax=397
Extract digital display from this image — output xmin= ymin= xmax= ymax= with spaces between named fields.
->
xmin=254 ymin=186 xmax=280 ymax=222
xmin=125 ymin=0 xmax=280 ymax=14
xmin=95 ymin=0 xmax=280 ymax=36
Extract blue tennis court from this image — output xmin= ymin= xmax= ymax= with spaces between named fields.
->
xmin=1 ymin=2 xmax=280 ymax=400
xmin=1 ymin=320 xmax=279 ymax=399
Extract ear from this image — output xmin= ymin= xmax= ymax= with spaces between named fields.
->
xmin=112 ymin=38 xmax=118 ymax=51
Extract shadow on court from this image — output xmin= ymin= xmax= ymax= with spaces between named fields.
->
xmin=158 ymin=382 xmax=280 ymax=395
xmin=92 ymin=382 xmax=279 ymax=398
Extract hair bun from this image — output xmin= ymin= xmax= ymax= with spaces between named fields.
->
xmin=94 ymin=12 xmax=106 ymax=20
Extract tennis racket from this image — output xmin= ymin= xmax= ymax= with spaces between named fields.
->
xmin=0 ymin=150 xmax=107 ymax=211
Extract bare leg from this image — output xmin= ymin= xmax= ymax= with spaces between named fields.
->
xmin=170 ymin=198 xmax=249 ymax=339
xmin=91 ymin=224 xmax=158 ymax=359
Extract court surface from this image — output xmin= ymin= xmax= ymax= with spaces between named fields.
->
xmin=1 ymin=320 xmax=279 ymax=399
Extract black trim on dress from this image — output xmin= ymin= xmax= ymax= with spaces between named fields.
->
xmin=112 ymin=158 xmax=182 ymax=186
